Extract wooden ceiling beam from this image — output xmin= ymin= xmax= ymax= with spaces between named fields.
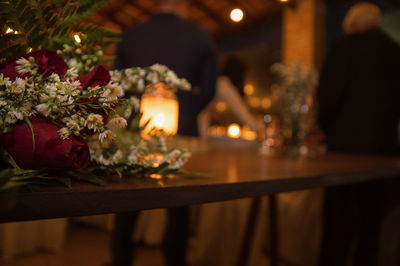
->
xmin=227 ymin=0 xmax=255 ymax=13
xmin=190 ymin=0 xmax=229 ymax=26
xmin=127 ymin=1 xmax=153 ymax=16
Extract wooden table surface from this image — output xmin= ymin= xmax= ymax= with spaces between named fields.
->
xmin=1 ymin=147 xmax=399 ymax=223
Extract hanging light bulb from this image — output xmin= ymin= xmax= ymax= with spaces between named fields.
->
xmin=230 ymin=8 xmax=244 ymax=22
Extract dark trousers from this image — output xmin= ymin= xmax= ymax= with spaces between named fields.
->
xmin=318 ymin=181 xmax=384 ymax=266
xmin=111 ymin=206 xmax=189 ymax=266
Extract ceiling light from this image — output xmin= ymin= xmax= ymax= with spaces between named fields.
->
xmin=230 ymin=8 xmax=244 ymax=23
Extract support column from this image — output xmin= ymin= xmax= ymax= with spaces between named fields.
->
xmin=283 ymin=0 xmax=326 ymax=68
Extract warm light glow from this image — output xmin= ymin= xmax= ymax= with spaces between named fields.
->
xmin=154 ymin=113 xmax=165 ymax=128
xmin=230 ymin=8 xmax=244 ymax=22
xmin=242 ymin=127 xmax=257 ymax=141
xmin=5 ymin=27 xmax=19 ymax=34
xmin=266 ymin=138 xmax=275 ymax=146
xmin=208 ymin=126 xmax=226 ymax=137
xmin=74 ymin=34 xmax=81 ymax=44
xmin=248 ymin=97 xmax=260 ymax=108
xmin=140 ymin=91 xmax=179 ymax=135
xmin=244 ymin=84 xmax=254 ymax=95
xmin=150 ymin=174 xmax=163 ymax=179
xmin=279 ymin=0 xmax=289 ymax=2
xmin=216 ymin=101 xmax=227 ymax=112
xmin=227 ymin=123 xmax=241 ymax=138
xmin=27 ymin=47 xmax=33 ymax=53
xmin=261 ymin=97 xmax=271 ymax=109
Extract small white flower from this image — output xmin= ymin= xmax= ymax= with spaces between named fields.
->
xmin=151 ymin=64 xmax=168 ymax=72
xmin=44 ymin=83 xmax=57 ymax=98
xmin=48 ymin=73 xmax=61 ymax=83
xmin=35 ymin=103 xmax=51 ymax=117
xmin=110 ymin=70 xmax=122 ymax=83
xmin=63 ymin=117 xmax=81 ymax=131
xmin=85 ymin=113 xmax=104 ymax=131
xmin=58 ymin=127 xmax=71 ymax=139
xmin=137 ymin=79 xmax=144 ymax=92
xmin=65 ymin=67 xmax=78 ymax=79
xmin=146 ymin=72 xmax=159 ymax=84
xmin=12 ymin=77 xmax=26 ymax=94
xmin=67 ymin=58 xmax=78 ymax=68
xmin=130 ymin=96 xmax=140 ymax=111
xmin=107 ymin=82 xmax=124 ymax=98
xmin=16 ymin=57 xmax=32 ymax=74
xmin=127 ymin=152 xmax=139 ymax=165
xmin=0 ymin=74 xmax=12 ymax=87
xmin=107 ymin=117 xmax=127 ymax=129
xmin=165 ymin=70 xmax=178 ymax=84
xmin=98 ymin=130 xmax=116 ymax=143
xmin=97 ymin=154 xmax=112 ymax=166
xmin=125 ymin=68 xmax=134 ymax=76
xmin=180 ymin=79 xmax=191 ymax=91
xmin=8 ymin=110 xmax=24 ymax=120
xmin=111 ymin=150 xmax=123 ymax=164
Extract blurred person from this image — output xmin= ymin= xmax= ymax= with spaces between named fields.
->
xmin=109 ymin=0 xmax=217 ymax=266
xmin=198 ymin=56 xmax=263 ymax=137
xmin=317 ymin=3 xmax=400 ymax=266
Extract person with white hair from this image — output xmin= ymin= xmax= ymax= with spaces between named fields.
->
xmin=317 ymin=2 xmax=400 ymax=266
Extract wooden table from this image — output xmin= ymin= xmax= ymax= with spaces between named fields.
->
xmin=1 ymin=147 xmax=399 ymax=223
xmin=1 ymin=147 xmax=399 ymax=266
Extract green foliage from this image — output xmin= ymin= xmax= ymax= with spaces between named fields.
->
xmin=0 ymin=0 xmax=119 ymax=64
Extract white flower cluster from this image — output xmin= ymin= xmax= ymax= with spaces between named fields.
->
xmin=271 ymin=62 xmax=319 ymax=143
xmin=0 ymin=57 xmax=128 ymax=143
xmin=110 ymin=64 xmax=191 ymax=94
xmin=89 ymin=133 xmax=191 ymax=172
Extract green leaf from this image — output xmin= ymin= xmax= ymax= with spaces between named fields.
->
xmin=2 ymin=151 xmax=21 ymax=170
xmin=56 ymin=177 xmax=72 ymax=188
xmin=68 ymin=170 xmax=103 ymax=186
xmin=0 ymin=168 xmax=14 ymax=188
xmin=24 ymin=117 xmax=36 ymax=152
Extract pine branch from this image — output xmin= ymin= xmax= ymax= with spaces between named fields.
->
xmin=1 ymin=0 xmax=119 ymax=64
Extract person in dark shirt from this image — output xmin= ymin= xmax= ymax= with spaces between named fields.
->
xmin=317 ymin=3 xmax=400 ymax=266
xmin=114 ymin=1 xmax=217 ymax=136
xmin=109 ymin=1 xmax=217 ymax=266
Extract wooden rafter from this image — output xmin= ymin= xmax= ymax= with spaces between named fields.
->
xmin=190 ymin=0 xmax=229 ymax=26
xmin=127 ymin=1 xmax=153 ymax=16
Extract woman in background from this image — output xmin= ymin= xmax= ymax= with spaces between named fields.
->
xmin=198 ymin=56 xmax=262 ymax=137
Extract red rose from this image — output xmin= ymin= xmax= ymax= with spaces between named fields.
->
xmin=78 ymin=65 xmax=110 ymax=90
xmin=4 ymin=116 xmax=90 ymax=170
xmin=0 ymin=50 xmax=68 ymax=81
xmin=78 ymin=65 xmax=112 ymax=125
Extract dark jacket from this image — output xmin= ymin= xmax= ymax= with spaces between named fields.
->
xmin=115 ymin=13 xmax=217 ymax=136
xmin=317 ymin=29 xmax=400 ymax=155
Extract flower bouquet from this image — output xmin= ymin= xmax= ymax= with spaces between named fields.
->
xmin=0 ymin=0 xmax=191 ymax=196
xmin=271 ymin=62 xmax=318 ymax=155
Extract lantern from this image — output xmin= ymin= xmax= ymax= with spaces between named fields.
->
xmin=140 ymin=83 xmax=179 ymax=135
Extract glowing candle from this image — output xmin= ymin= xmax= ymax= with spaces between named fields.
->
xmin=140 ymin=84 xmax=179 ymax=135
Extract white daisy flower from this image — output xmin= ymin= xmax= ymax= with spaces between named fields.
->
xmin=107 ymin=117 xmax=127 ymax=129
xmin=58 ymin=127 xmax=71 ymax=139
xmin=85 ymin=113 xmax=104 ymax=131
xmin=16 ymin=57 xmax=33 ymax=74
xmin=35 ymin=103 xmax=51 ymax=117
xmin=98 ymin=130 xmax=116 ymax=143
